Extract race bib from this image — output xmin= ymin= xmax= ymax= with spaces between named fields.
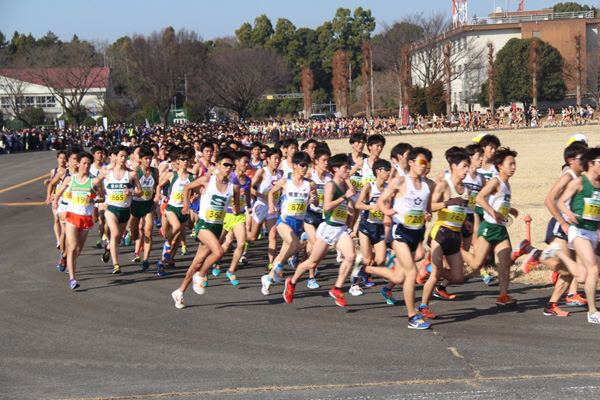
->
xmin=350 ymin=176 xmax=363 ymax=190
xmin=71 ymin=195 xmax=88 ymax=205
xmin=583 ymin=197 xmax=600 ymax=221
xmin=445 ymin=205 xmax=466 ymax=227
xmin=109 ymin=191 xmax=126 ymax=202
xmin=369 ymin=209 xmax=384 ymax=221
xmin=499 ymin=201 xmax=511 ymax=218
xmin=404 ymin=209 xmax=425 ymax=227
xmin=205 ymin=209 xmax=226 ymax=222
xmin=173 ymin=192 xmax=184 ymax=201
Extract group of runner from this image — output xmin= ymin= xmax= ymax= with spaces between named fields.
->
xmin=44 ymin=131 xmax=600 ymax=329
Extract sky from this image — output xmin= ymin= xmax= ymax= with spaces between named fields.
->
xmin=1 ymin=0 xmax=597 ymax=45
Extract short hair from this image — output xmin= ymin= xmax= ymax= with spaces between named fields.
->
xmin=292 ymin=151 xmax=312 ymax=165
xmin=367 ymin=134 xmax=385 ymax=148
xmin=283 ymin=138 xmax=299 ymax=149
xmin=582 ymin=147 xmax=600 ymax=171
xmin=314 ymin=144 xmax=331 ymax=160
xmin=493 ymin=147 xmax=517 ymax=168
xmin=116 ymin=145 xmax=131 ymax=156
xmin=200 ymin=142 xmax=214 ymax=152
xmin=56 ymin=150 xmax=67 ymax=158
xmin=266 ymin=147 xmax=282 ymax=158
xmin=449 ymin=153 xmax=470 ymax=167
xmin=217 ymin=149 xmax=234 ymax=163
xmin=444 ymin=146 xmax=467 ymax=162
xmin=391 ymin=143 xmax=413 ymax=160
xmin=67 ymin=146 xmax=82 ymax=158
xmin=564 ymin=143 xmax=587 ymax=164
xmin=328 ymin=153 xmax=351 ymax=174
xmin=235 ymin=151 xmax=251 ymax=161
xmin=408 ymin=147 xmax=432 ymax=163
xmin=90 ymin=145 xmax=104 ymax=155
xmin=479 ymin=134 xmax=501 ymax=148
xmin=465 ymin=143 xmax=483 ymax=157
xmin=300 ymin=138 xmax=317 ymax=151
xmin=76 ymin=151 xmax=93 ymax=163
xmin=251 ymin=141 xmax=262 ymax=150
xmin=349 ymin=132 xmax=367 ymax=144
xmin=138 ymin=146 xmax=154 ymax=159
xmin=373 ymin=158 xmax=392 ymax=175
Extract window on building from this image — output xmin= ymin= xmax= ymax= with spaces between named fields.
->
xmin=533 ymin=31 xmax=540 ymax=38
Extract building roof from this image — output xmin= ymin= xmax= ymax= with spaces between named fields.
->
xmin=0 ymin=67 xmax=110 ymax=90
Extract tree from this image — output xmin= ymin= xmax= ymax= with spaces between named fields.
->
xmin=529 ymin=38 xmax=541 ymax=108
xmin=408 ymin=85 xmax=427 ymax=116
xmin=564 ymin=33 xmax=585 ymax=105
xmin=0 ymin=67 xmax=31 ymax=123
xmin=487 ymin=42 xmax=496 ymax=115
xmin=426 ymin=79 xmax=446 ymax=115
xmin=203 ymin=47 xmax=289 ymax=120
xmin=361 ymin=42 xmax=373 ymax=119
xmin=301 ymin=66 xmax=314 ymax=117
xmin=126 ymin=27 xmax=205 ymax=124
xmin=332 ymin=49 xmax=350 ymax=117
xmin=235 ymin=14 xmax=274 ymax=48
xmin=553 ymin=2 xmax=597 ymax=13
xmin=494 ymin=38 xmax=566 ymax=108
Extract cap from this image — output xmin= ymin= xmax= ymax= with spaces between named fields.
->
xmin=567 ymin=134 xmax=587 ymax=145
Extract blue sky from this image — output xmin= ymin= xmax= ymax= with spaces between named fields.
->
xmin=1 ymin=1 xmax=596 ymax=44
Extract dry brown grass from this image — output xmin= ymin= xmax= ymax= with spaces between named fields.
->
xmin=326 ymin=124 xmax=600 ymax=286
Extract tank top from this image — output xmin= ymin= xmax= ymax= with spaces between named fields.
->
xmin=106 ymin=168 xmax=133 ymax=208
xmin=556 ymin=168 xmax=577 ymax=220
xmin=394 ymin=164 xmax=408 ymax=177
xmin=362 ymin=158 xmax=376 ymax=187
xmin=199 ymin=175 xmax=234 ymax=225
xmin=167 ymin=171 xmax=193 ymax=208
xmin=483 ymin=176 xmax=511 ymax=226
xmin=363 ymin=181 xmax=386 ymax=225
xmin=393 ymin=176 xmax=429 ymax=230
xmin=324 ymin=181 xmax=349 ymax=227
xmin=256 ymin=168 xmax=283 ymax=208
xmin=280 ymin=159 xmax=293 ymax=177
xmin=309 ymin=169 xmax=332 ymax=213
xmin=59 ymin=169 xmax=71 ymax=205
xmin=281 ymin=176 xmax=311 ymax=220
xmin=67 ymin=175 xmax=96 ymax=216
xmin=227 ymin=172 xmax=250 ymax=213
xmin=571 ymin=175 xmax=600 ymax=231
xmin=133 ymin=167 xmax=156 ymax=202
xmin=436 ymin=175 xmax=468 ymax=232
xmin=463 ymin=170 xmax=483 ymax=214
xmin=477 ymin=164 xmax=498 ymax=181
xmin=348 ymin=153 xmax=364 ymax=193
xmin=89 ymin=163 xmax=104 ymax=178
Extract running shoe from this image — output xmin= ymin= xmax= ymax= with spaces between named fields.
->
xmin=566 ymin=293 xmax=588 ymax=306
xmin=190 ymin=230 xmax=196 ymax=238
xmin=132 ymin=253 xmax=141 ymax=263
xmin=139 ymin=242 xmax=144 ymax=252
xmin=244 ymin=242 xmax=250 ymax=253
xmin=307 ymin=278 xmax=320 ymax=289
xmin=272 ymin=264 xmax=284 ymax=283
xmin=124 ymin=231 xmax=132 ymax=246
xmin=510 ymin=239 xmax=530 ymax=262
xmin=239 ymin=254 xmax=248 ymax=265
xmin=481 ymin=270 xmax=494 ymax=285
xmin=541 ymin=242 xmax=560 ymax=261
xmin=434 ymin=287 xmax=456 ymax=300
xmin=171 ymin=289 xmax=185 ymax=309
xmin=419 ymin=306 xmax=437 ymax=319
xmin=329 ymin=287 xmax=347 ymax=307
xmin=349 ymin=284 xmax=364 ymax=296
xmin=192 ymin=272 xmax=205 ymax=295
xmin=69 ymin=279 xmax=79 ymax=290
xmin=167 ymin=259 xmax=176 ymax=268
xmin=408 ymin=315 xmax=430 ymax=329
xmin=521 ymin=249 xmax=541 ymax=274
xmin=543 ymin=303 xmax=569 ymax=316
xmin=154 ymin=217 xmax=162 ymax=228
xmin=157 ymin=261 xmax=166 ymax=276
xmin=139 ymin=260 xmax=149 ymax=272
xmin=336 ymin=250 xmax=344 ymax=263
xmin=495 ymin=293 xmax=517 ymax=307
xmin=181 ymin=244 xmax=189 ymax=256
xmin=380 ymin=287 xmax=397 ymax=305
xmin=385 ymin=250 xmax=396 ymax=269
xmin=283 ymin=278 xmax=295 ymax=303
xmin=112 ymin=265 xmax=121 ymax=274
xmin=95 ymin=238 xmax=102 ymax=249
xmin=550 ymin=271 xmax=559 ymax=285
xmin=101 ymin=246 xmax=111 ymax=263
xmin=162 ymin=242 xmax=171 ymax=261
xmin=287 ymin=254 xmax=299 ymax=269
xmin=226 ymin=270 xmax=239 ymax=286
xmin=212 ymin=264 xmax=222 ymax=277
xmin=300 ymin=232 xmax=308 ymax=242
xmin=202 ymin=274 xmax=208 ymax=288
xmin=416 ymin=260 xmax=431 ymax=284
xmin=362 ymin=273 xmax=375 ymax=288
xmin=261 ymin=275 xmax=271 ymax=295
xmin=57 ymin=256 xmax=67 ymax=272
xmin=588 ymin=311 xmax=600 ymax=324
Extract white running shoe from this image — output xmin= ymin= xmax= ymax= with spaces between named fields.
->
xmin=541 ymin=242 xmax=561 ymax=261
xmin=336 ymin=249 xmax=345 ymax=263
xmin=349 ymin=284 xmax=364 ymax=296
xmin=171 ymin=289 xmax=185 ymax=309
xmin=192 ymin=272 xmax=205 ymax=295
xmin=261 ymin=274 xmax=271 ymax=295
xmin=272 ymin=264 xmax=284 ymax=283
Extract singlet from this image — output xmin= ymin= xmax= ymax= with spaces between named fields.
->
xmin=167 ymin=171 xmax=193 ymax=208
xmin=436 ymin=175 xmax=469 ymax=232
xmin=89 ymin=163 xmax=105 ymax=178
xmin=250 ymin=158 xmax=263 ymax=172
xmin=309 ymin=169 xmax=332 ymax=213
xmin=227 ymin=172 xmax=250 ymax=213
xmin=477 ymin=164 xmax=498 ymax=181
xmin=280 ymin=159 xmax=293 ymax=177
xmin=393 ymin=176 xmax=429 ymax=230
xmin=281 ymin=176 xmax=311 ymax=220
xmin=256 ymin=168 xmax=283 ymax=208
xmin=394 ymin=164 xmax=408 ymax=178
xmin=348 ymin=153 xmax=364 ymax=193
xmin=324 ymin=181 xmax=349 ymax=227
xmin=483 ymin=176 xmax=511 ymax=226
xmin=556 ymin=168 xmax=577 ymax=220
xmin=133 ymin=167 xmax=157 ymax=202
xmin=106 ymin=168 xmax=133 ymax=208
xmin=198 ymin=175 xmax=234 ymax=226
xmin=570 ymin=175 xmax=600 ymax=231
xmin=362 ymin=158 xmax=376 ymax=187
xmin=59 ymin=169 xmax=71 ymax=205
xmin=362 ymin=181 xmax=386 ymax=225
xmin=67 ymin=175 xmax=96 ymax=216
xmin=463 ymin=170 xmax=483 ymax=214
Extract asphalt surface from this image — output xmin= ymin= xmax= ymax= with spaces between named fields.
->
xmin=1 ymin=151 xmax=600 ymax=400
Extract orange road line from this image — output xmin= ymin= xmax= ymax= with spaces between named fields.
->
xmin=0 ymin=202 xmax=46 ymax=206
xmin=0 ymin=173 xmax=50 ymax=193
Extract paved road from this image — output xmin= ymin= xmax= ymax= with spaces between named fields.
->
xmin=1 ymin=151 xmax=599 ymax=400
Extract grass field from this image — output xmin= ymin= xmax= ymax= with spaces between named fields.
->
xmin=326 ymin=124 xmax=600 ymax=285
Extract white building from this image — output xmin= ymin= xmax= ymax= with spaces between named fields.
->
xmin=0 ymin=67 xmax=110 ymax=123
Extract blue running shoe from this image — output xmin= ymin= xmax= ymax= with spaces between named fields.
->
xmin=212 ymin=264 xmax=222 ymax=276
xmin=70 ymin=279 xmax=79 ymax=290
xmin=139 ymin=260 xmax=149 ymax=272
xmin=153 ymin=217 xmax=162 ymax=228
xmin=307 ymin=278 xmax=319 ymax=289
xmin=287 ymin=254 xmax=298 ymax=269
xmin=408 ymin=315 xmax=430 ymax=329
xmin=381 ymin=287 xmax=397 ymax=305
xmin=157 ymin=261 xmax=166 ymax=276
xmin=57 ymin=256 xmax=67 ymax=272
xmin=226 ymin=270 xmax=239 ymax=286
xmin=300 ymin=232 xmax=308 ymax=242
xmin=162 ymin=242 xmax=171 ymax=261
xmin=481 ymin=271 xmax=494 ymax=285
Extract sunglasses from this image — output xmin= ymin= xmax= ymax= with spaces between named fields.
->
xmin=178 ymin=158 xmax=189 ymax=162
xmin=298 ymin=162 xmax=310 ymax=168
xmin=413 ymin=159 xmax=430 ymax=167
xmin=220 ymin=162 xmax=234 ymax=168
xmin=377 ymin=167 xmax=391 ymax=172
xmin=261 ymin=151 xmax=268 ymax=154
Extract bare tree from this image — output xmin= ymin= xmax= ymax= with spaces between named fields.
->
xmin=203 ymin=47 xmax=289 ymax=120
xmin=301 ymin=66 xmax=314 ymax=118
xmin=572 ymin=34 xmax=585 ymax=105
xmin=487 ymin=42 xmax=496 ymax=115
xmin=400 ymin=43 xmax=412 ymax=110
xmin=332 ymin=49 xmax=350 ymax=117
xmin=529 ymin=38 xmax=541 ymax=108
xmin=443 ymin=42 xmax=452 ymax=114
xmin=126 ymin=27 xmax=204 ymax=124
xmin=361 ymin=42 xmax=372 ymax=119
xmin=585 ymin=40 xmax=600 ymax=110
xmin=0 ymin=66 xmax=31 ymax=123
